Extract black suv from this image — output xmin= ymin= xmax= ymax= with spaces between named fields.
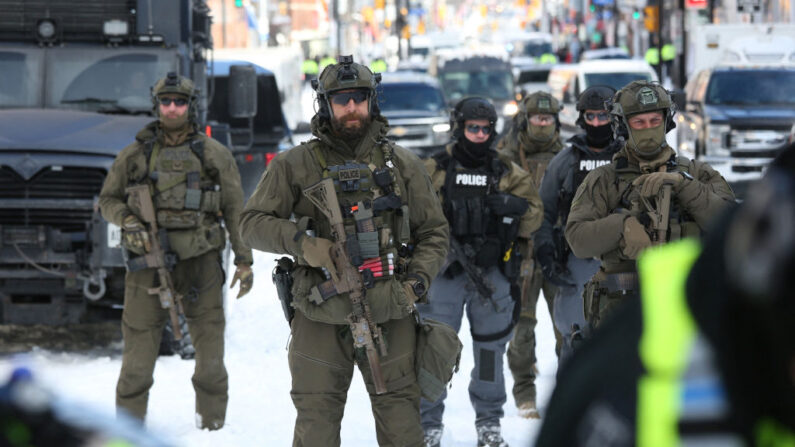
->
xmin=377 ymin=72 xmax=451 ymax=157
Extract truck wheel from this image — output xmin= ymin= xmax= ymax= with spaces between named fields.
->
xmin=159 ymin=314 xmax=195 ymax=360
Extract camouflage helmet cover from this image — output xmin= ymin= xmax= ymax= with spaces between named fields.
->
xmin=521 ymin=91 xmax=562 ymax=115
xmin=610 ymin=80 xmax=672 ymax=119
xmin=152 ymin=72 xmax=196 ymax=99
xmin=314 ymin=55 xmax=380 ymax=96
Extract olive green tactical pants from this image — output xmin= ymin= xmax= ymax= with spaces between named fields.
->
xmin=116 ymin=250 xmax=228 ymax=429
xmin=506 ymin=268 xmax=561 ymax=405
xmin=288 ymin=311 xmax=423 ymax=447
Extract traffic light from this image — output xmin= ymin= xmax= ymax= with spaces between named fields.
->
xmin=375 ymin=0 xmax=385 ymax=9
xmin=235 ymin=0 xmax=243 ymax=7
xmin=633 ymin=10 xmax=641 ymax=19
xmin=644 ymin=6 xmax=659 ymax=32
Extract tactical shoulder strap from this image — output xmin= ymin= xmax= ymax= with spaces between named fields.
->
xmin=310 ymin=141 xmax=330 ymax=177
xmin=189 ymin=137 xmax=205 ymax=164
xmin=432 ymin=151 xmax=452 ymax=171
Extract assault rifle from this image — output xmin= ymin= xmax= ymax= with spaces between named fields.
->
xmin=447 ymin=237 xmax=496 ymax=308
xmin=303 ymin=178 xmax=388 ymax=394
xmin=641 ymin=183 xmax=673 ymax=245
xmin=125 ymin=184 xmax=184 ymax=340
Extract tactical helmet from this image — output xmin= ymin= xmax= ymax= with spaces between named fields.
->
xmin=151 ymin=72 xmax=199 ymax=122
xmin=311 ymin=55 xmax=382 ymax=120
xmin=450 ymin=96 xmax=498 ymax=141
xmin=609 ymin=81 xmax=676 ymax=134
xmin=516 ymin=91 xmax=561 ymax=132
xmin=521 ymin=91 xmax=562 ymax=115
xmin=575 ymin=84 xmax=616 ymax=127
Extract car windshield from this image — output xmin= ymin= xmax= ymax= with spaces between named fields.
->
xmin=439 ymin=71 xmax=514 ymax=101
xmin=517 ymin=69 xmax=550 ymax=84
xmin=46 ymin=49 xmax=175 ymax=113
xmin=584 ymin=72 xmax=652 ymax=91
xmin=378 ymin=83 xmax=446 ymax=113
xmin=514 ymin=41 xmax=553 ymax=58
xmin=706 ymin=70 xmax=795 ymax=106
xmin=0 ymin=50 xmax=44 ymax=108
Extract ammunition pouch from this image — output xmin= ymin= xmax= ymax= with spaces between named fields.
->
xmin=415 ymin=317 xmax=463 ymax=402
xmin=166 ymin=221 xmax=225 ymax=261
xmin=272 ymin=257 xmax=296 ymax=323
xmin=583 ymin=271 xmax=639 ymax=328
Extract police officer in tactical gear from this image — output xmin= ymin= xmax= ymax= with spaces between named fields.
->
xmin=421 ymin=97 xmax=543 ymax=447
xmin=565 ymin=80 xmax=734 ymax=328
xmin=239 ymin=56 xmax=449 ymax=446
xmin=496 ymin=91 xmax=563 ymax=419
xmin=533 ymin=85 xmax=623 ymax=367
xmin=99 ymin=72 xmax=254 ymax=429
xmin=537 ymin=143 xmax=795 ymax=447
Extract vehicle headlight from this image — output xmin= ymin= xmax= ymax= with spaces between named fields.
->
xmin=502 ymin=101 xmax=519 ymax=116
xmin=432 ymin=123 xmax=451 ymax=133
xmin=705 ymin=123 xmax=731 ymax=157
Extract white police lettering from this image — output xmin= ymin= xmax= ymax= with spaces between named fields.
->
xmin=579 ymin=160 xmax=611 ymax=171
xmin=455 ymin=173 xmax=488 ymax=186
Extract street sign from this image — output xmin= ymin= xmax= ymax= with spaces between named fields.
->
xmin=685 ymin=0 xmax=707 ymax=9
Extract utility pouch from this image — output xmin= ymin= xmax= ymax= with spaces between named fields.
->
xmin=272 ymin=257 xmax=296 ymax=323
xmin=450 ymin=199 xmax=468 ymax=237
xmin=497 ymin=216 xmax=520 ymax=248
xmin=467 ymin=197 xmax=484 ymax=235
xmin=354 ymin=200 xmax=379 ymax=259
xmin=184 ymin=171 xmax=201 ymax=210
xmin=500 ymin=243 xmax=522 ymax=281
xmin=415 ymin=317 xmax=463 ymax=402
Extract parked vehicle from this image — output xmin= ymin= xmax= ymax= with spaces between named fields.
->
xmin=579 ymin=47 xmax=630 ymax=61
xmin=377 ymin=72 xmax=451 ymax=157
xmin=207 ymin=60 xmax=292 ymax=199
xmin=512 ymin=62 xmax=553 ymax=97
xmin=548 ymin=59 xmax=658 ymax=131
xmin=0 ymin=0 xmax=253 ymax=331
xmin=430 ymin=46 xmax=519 ymax=132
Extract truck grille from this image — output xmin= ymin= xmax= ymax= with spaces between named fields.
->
xmin=0 ymin=167 xmax=105 ymax=232
xmin=0 ymin=0 xmax=135 ymax=42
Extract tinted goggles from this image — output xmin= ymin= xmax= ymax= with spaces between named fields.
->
xmin=465 ymin=124 xmax=492 ymax=135
xmin=584 ymin=111 xmax=610 ymax=121
xmin=158 ymin=97 xmax=188 ymax=106
xmin=330 ymin=90 xmax=369 ymax=106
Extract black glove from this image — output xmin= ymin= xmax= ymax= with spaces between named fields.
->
xmin=484 ymin=193 xmax=529 ymax=216
xmin=535 ymin=244 xmax=573 ymax=287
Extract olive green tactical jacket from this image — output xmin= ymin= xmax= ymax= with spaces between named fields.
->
xmin=498 ymin=129 xmax=564 ymax=189
xmin=424 ymin=144 xmax=544 ymax=242
xmin=99 ymin=121 xmax=253 ymax=265
xmin=239 ymin=115 xmax=449 ymax=325
xmin=565 ymin=145 xmax=735 ymax=273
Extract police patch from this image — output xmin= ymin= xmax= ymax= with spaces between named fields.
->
xmin=637 ymin=87 xmax=658 ymax=106
xmin=538 ymin=98 xmax=551 ymax=110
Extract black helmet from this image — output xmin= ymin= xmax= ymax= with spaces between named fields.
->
xmin=450 ymin=96 xmax=498 ymax=140
xmin=575 ymin=85 xmax=616 ymax=127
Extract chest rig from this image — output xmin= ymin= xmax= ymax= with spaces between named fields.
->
xmin=127 ymin=136 xmax=221 ymax=230
xmin=614 ymin=155 xmax=700 ymax=243
xmin=310 ymin=140 xmax=409 ymax=281
xmin=440 ymin=156 xmax=500 ymax=240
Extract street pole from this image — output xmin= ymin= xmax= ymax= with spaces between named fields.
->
xmin=221 ymin=0 xmax=227 ymax=48
xmin=679 ymin=0 xmax=687 ymax=87
xmin=657 ymin=0 xmax=664 ymax=82
xmin=334 ymin=0 xmax=341 ymax=56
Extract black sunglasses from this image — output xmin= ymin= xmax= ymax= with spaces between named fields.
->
xmin=158 ymin=97 xmax=188 ymax=106
xmin=330 ymin=90 xmax=369 ymax=106
xmin=465 ymin=124 xmax=492 ymax=135
xmin=584 ymin=111 xmax=610 ymax=121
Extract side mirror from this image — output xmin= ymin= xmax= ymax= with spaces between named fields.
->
xmin=671 ymin=88 xmax=686 ymax=112
xmin=228 ymin=65 xmax=257 ymax=119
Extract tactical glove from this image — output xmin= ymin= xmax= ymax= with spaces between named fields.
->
xmin=632 ymin=172 xmax=684 ymax=198
xmin=230 ymin=264 xmax=253 ymax=299
xmin=402 ymin=280 xmax=420 ymax=305
xmin=122 ymin=214 xmax=151 ymax=253
xmin=300 ymin=236 xmax=339 ymax=283
xmin=535 ymin=244 xmax=573 ymax=287
xmin=621 ymin=216 xmax=652 ymax=259
xmin=484 ymin=193 xmax=530 ymax=216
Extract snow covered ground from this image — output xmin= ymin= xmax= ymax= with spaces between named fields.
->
xmin=0 ymin=251 xmax=558 ymax=446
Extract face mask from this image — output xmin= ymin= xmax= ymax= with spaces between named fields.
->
xmin=627 ymin=125 xmax=666 ymax=159
xmin=584 ymin=122 xmax=613 ymax=148
xmin=528 ymin=124 xmax=556 ymax=143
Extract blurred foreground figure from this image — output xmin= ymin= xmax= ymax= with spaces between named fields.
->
xmin=0 ymin=367 xmax=172 ymax=447
xmin=536 ymin=144 xmax=795 ymax=446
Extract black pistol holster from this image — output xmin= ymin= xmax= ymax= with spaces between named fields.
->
xmin=272 ymin=257 xmax=296 ymax=323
